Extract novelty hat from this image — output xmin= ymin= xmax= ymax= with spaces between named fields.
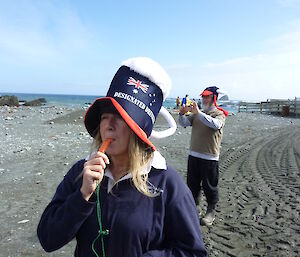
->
xmin=84 ymin=57 xmax=177 ymax=151
xmin=200 ymin=86 xmax=229 ymax=116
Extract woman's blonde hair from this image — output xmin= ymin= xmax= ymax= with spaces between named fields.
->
xmin=92 ymin=130 xmax=154 ymax=197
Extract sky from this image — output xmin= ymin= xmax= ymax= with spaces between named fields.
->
xmin=1 ymin=0 xmax=300 ymax=101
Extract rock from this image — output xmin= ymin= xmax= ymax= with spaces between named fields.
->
xmin=219 ymin=95 xmax=229 ymax=101
xmin=24 ymin=98 xmax=47 ymax=106
xmin=0 ymin=95 xmax=19 ymax=106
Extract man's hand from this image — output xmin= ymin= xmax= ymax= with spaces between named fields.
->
xmin=179 ymin=104 xmax=191 ymax=115
xmin=190 ymin=101 xmax=200 ymax=114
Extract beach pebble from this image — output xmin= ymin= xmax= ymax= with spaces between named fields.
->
xmin=17 ymin=148 xmax=29 ymax=153
xmin=47 ymin=143 xmax=55 ymax=148
xmin=17 ymin=219 xmax=29 ymax=224
xmin=13 ymin=149 xmax=23 ymax=154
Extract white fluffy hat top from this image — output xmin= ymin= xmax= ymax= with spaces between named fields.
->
xmin=122 ymin=57 xmax=171 ymax=101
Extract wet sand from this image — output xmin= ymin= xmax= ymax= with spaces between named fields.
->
xmin=0 ymin=106 xmax=300 ymax=256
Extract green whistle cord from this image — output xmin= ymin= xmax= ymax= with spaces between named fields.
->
xmin=91 ymin=183 xmax=109 ymax=257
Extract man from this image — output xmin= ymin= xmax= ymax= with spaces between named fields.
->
xmin=197 ymin=98 xmax=202 ymax=109
xmin=176 ymin=96 xmax=180 ymax=109
xmin=178 ymin=86 xmax=228 ymax=226
xmin=180 ymin=94 xmax=190 ymax=107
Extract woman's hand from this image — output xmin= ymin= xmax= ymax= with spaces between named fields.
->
xmin=80 ymin=151 xmax=110 ymax=201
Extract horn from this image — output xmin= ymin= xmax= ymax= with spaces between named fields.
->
xmin=216 ymin=89 xmax=228 ymax=95
xmin=150 ymin=107 xmax=177 ymax=139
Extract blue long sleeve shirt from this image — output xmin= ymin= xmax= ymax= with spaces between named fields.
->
xmin=37 ymin=156 xmax=207 ymax=257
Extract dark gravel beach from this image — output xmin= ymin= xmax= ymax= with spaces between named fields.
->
xmin=0 ymin=106 xmax=300 ymax=256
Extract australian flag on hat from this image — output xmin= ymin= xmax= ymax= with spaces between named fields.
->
xmin=84 ymin=57 xmax=177 ymax=151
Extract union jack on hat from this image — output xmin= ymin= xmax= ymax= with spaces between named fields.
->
xmin=84 ymin=57 xmax=177 ymax=151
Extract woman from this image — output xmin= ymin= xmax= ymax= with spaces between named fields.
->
xmin=37 ymin=57 xmax=207 ymax=257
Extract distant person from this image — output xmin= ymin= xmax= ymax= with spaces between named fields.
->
xmin=180 ymin=94 xmax=190 ymax=107
xmin=178 ymin=86 xmax=228 ymax=226
xmin=176 ymin=96 xmax=180 ymax=109
xmin=197 ymin=98 xmax=202 ymax=109
xmin=37 ymin=57 xmax=207 ymax=257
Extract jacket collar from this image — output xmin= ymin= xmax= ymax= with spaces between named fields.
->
xmin=104 ymin=151 xmax=166 ymax=193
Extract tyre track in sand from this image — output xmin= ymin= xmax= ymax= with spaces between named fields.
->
xmin=202 ymin=126 xmax=300 ymax=257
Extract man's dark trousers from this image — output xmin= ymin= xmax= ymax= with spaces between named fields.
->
xmin=187 ymin=155 xmax=219 ymax=207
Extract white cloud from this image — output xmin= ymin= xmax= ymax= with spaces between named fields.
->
xmin=0 ymin=1 xmax=95 ymax=66
xmin=0 ymin=0 xmax=107 ymax=95
xmin=277 ymin=0 xmax=300 ymax=7
xmin=168 ymin=20 xmax=300 ymax=101
xmin=0 ymin=22 xmax=57 ymax=63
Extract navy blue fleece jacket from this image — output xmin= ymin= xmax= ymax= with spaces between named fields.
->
xmin=37 ymin=159 xmax=207 ymax=257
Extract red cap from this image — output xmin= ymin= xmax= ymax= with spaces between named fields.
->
xmin=200 ymin=90 xmax=213 ymax=96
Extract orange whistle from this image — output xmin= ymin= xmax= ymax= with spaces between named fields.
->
xmin=99 ymin=138 xmax=113 ymax=153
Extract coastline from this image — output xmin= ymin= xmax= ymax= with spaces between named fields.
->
xmin=0 ymin=106 xmax=300 ymax=256
xmin=0 ymin=92 xmax=240 ymax=114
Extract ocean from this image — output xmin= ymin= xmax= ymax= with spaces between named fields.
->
xmin=1 ymin=92 xmax=239 ymax=113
